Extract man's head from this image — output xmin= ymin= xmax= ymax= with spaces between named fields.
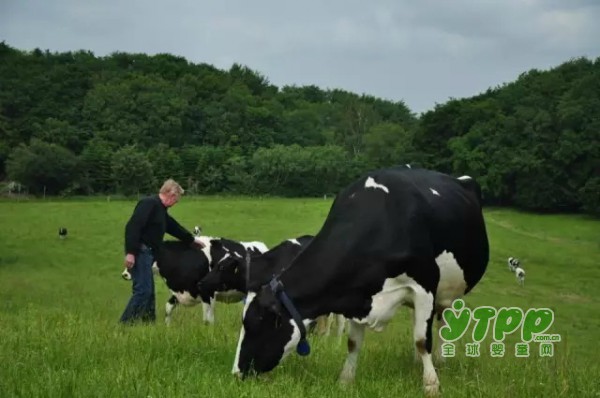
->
xmin=159 ymin=179 xmax=184 ymax=207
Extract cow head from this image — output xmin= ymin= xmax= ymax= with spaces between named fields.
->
xmin=198 ymin=253 xmax=246 ymax=301
xmin=233 ymin=279 xmax=310 ymax=378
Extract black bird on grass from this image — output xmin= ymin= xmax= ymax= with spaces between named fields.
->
xmin=59 ymin=227 xmax=68 ymax=239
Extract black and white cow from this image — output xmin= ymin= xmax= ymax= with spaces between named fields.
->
xmin=507 ymin=257 xmax=520 ymax=272
xmin=123 ymin=236 xmax=268 ymax=324
xmin=198 ymin=234 xmax=347 ymax=338
xmin=232 ymin=166 xmax=489 ymax=396
xmin=197 ymin=235 xmax=314 ymax=300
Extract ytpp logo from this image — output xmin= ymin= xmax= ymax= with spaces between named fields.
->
xmin=439 ymin=299 xmax=560 ymax=358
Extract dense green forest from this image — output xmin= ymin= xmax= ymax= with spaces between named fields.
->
xmin=0 ymin=42 xmax=598 ymax=215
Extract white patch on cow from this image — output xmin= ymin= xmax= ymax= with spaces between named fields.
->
xmin=197 ymin=236 xmax=216 ymax=264
xmin=241 ymin=241 xmax=269 ymax=253
xmin=165 ymin=300 xmax=176 ymax=325
xmin=282 ymin=319 xmax=302 ymax=360
xmin=352 ymin=273 xmax=425 ymax=331
xmin=282 ymin=318 xmax=314 ymax=362
xmin=429 ymin=188 xmax=440 ymax=196
xmin=411 ymin=281 xmax=439 ymax=394
xmin=288 ymin=238 xmax=301 ymax=246
xmin=457 ymin=175 xmax=472 ymax=180
xmin=364 ymin=177 xmax=390 ymax=194
xmin=171 ymin=290 xmax=202 ymax=306
xmin=202 ymin=297 xmax=216 ymax=324
xmin=339 ymin=321 xmax=366 ymax=384
xmin=233 ymin=251 xmax=242 ymax=258
xmin=233 ymin=292 xmax=256 ymax=375
xmin=218 ymin=253 xmax=231 ymax=264
xmin=435 ymin=250 xmax=467 ymax=309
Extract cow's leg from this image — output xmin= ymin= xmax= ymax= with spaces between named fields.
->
xmin=202 ymin=297 xmax=215 ymax=324
xmin=336 ymin=314 xmax=346 ymax=338
xmin=165 ymin=295 xmax=178 ymax=325
xmin=434 ymin=306 xmax=448 ymax=363
xmin=339 ymin=320 xmax=366 ymax=385
xmin=413 ymin=309 xmax=420 ymax=363
xmin=413 ymin=285 xmax=440 ymax=396
xmin=325 ymin=313 xmax=334 ymax=336
xmin=314 ymin=315 xmax=327 ymax=336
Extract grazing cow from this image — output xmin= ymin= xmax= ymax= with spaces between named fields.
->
xmin=231 ymin=167 xmax=489 ymax=396
xmin=198 ymin=235 xmax=315 ymax=301
xmin=515 ymin=267 xmax=525 ymax=286
xmin=122 ymin=236 xmax=268 ymax=324
xmin=198 ymin=234 xmax=346 ymax=339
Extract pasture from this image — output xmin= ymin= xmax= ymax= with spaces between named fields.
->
xmin=0 ymin=197 xmax=599 ymax=397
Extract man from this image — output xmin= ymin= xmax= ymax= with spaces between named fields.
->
xmin=119 ymin=179 xmax=205 ymax=325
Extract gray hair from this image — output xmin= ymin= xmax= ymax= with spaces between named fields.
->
xmin=159 ymin=179 xmax=184 ymax=196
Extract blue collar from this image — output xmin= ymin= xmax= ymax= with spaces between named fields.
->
xmin=269 ymin=278 xmax=311 ymax=356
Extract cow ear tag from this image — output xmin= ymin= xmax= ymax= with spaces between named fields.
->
xmin=297 ymin=339 xmax=311 ymax=356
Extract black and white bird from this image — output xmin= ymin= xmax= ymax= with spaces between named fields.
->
xmin=58 ymin=227 xmax=68 ymax=239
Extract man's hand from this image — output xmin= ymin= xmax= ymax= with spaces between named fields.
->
xmin=193 ymin=236 xmax=206 ymax=249
xmin=124 ymin=253 xmax=135 ymax=269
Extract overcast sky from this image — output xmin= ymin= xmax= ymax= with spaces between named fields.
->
xmin=1 ymin=0 xmax=599 ymax=114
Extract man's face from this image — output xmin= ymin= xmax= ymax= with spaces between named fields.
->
xmin=164 ymin=192 xmax=180 ymax=207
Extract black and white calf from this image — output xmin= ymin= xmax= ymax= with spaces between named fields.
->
xmin=198 ymin=234 xmax=347 ymax=338
xmin=122 ymin=237 xmax=268 ymax=324
xmin=161 ymin=236 xmax=269 ymax=324
xmin=232 ymin=167 xmax=489 ymax=396
xmin=508 ymin=257 xmax=520 ymax=272
xmin=197 ymin=235 xmax=315 ymax=301
xmin=507 ymin=257 xmax=525 ymax=285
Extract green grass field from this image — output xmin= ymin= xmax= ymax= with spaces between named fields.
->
xmin=0 ymin=197 xmax=599 ymax=397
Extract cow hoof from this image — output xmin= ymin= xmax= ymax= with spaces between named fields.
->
xmin=338 ymin=375 xmax=355 ymax=387
xmin=424 ymin=383 xmax=440 ymax=397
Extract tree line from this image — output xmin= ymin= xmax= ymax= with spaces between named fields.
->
xmin=0 ymin=42 xmax=598 ymax=215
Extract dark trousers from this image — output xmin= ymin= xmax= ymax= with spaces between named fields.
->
xmin=119 ymin=245 xmax=156 ymax=324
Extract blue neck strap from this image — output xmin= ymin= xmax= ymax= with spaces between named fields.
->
xmin=269 ymin=278 xmax=311 ymax=356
